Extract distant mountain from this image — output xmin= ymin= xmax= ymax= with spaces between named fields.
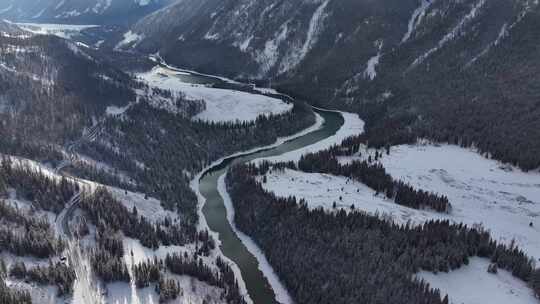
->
xmin=122 ymin=0 xmax=540 ymax=170
xmin=0 ymin=0 xmax=169 ymax=25
xmin=0 ymin=20 xmax=136 ymax=150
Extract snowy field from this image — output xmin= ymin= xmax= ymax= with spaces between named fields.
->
xmin=258 ymin=168 xmax=447 ymax=224
xmin=137 ymin=66 xmax=292 ymax=123
xmin=16 ymin=22 xmax=98 ymax=39
xmin=337 ymin=143 xmax=540 ymax=261
xmin=417 ymin=257 xmax=538 ymax=304
xmin=262 ymin=142 xmax=540 ymax=260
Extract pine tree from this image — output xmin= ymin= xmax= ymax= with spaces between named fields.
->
xmin=442 ymin=295 xmax=449 ymax=304
xmin=532 ymin=269 xmax=540 ymax=298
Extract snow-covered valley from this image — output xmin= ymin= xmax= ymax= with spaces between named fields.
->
xmin=0 ymin=5 xmax=540 ymax=304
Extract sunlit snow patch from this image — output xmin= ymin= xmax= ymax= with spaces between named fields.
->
xmin=16 ymin=22 xmax=99 ymax=39
xmin=137 ymin=66 xmax=293 ymax=123
xmin=417 ymin=257 xmax=538 ymax=304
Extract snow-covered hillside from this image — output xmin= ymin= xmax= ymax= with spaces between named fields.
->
xmin=109 ymin=238 xmax=227 ymax=304
xmin=1 ymin=154 xmax=243 ymax=304
xmin=137 ymin=66 xmax=293 ymax=123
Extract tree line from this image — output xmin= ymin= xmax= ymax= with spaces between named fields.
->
xmin=79 ymin=187 xmax=210 ymax=251
xmin=227 ymin=164 xmax=540 ymax=303
xmin=89 ymin=231 xmax=130 ymax=283
xmin=252 ymin=146 xmax=451 ymax=213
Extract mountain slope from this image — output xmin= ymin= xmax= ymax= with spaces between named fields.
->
xmin=127 ymin=0 xmax=418 ymax=78
xmin=0 ymin=21 xmax=137 ymax=158
xmin=124 ymin=0 xmax=540 ymax=170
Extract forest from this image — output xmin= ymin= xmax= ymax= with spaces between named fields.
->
xmin=89 ymin=231 xmax=130 ymax=283
xmin=10 ymin=261 xmax=75 ymax=296
xmin=0 ymin=160 xmax=67 ymax=258
xmin=79 ymin=187 xmax=214 ymax=251
xmin=132 ymin=254 xmax=247 ymax=304
xmin=0 ymin=259 xmax=31 ymax=304
xmin=78 ymin=100 xmax=316 ymax=226
xmin=227 ymin=164 xmax=540 ymax=304
xmin=0 ymin=157 xmax=79 ymax=213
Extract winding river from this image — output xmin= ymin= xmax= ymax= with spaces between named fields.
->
xmin=197 ymin=109 xmax=344 ymax=303
xmin=155 ymin=60 xmax=345 ymax=303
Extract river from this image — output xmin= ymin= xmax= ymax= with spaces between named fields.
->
xmin=197 ymin=109 xmax=344 ymax=303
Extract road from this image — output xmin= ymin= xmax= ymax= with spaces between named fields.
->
xmin=54 ymin=122 xmax=101 ymax=237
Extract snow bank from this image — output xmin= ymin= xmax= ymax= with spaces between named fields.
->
xmin=255 ymin=111 xmax=364 ymax=163
xmin=417 ymin=257 xmax=538 ymax=304
xmin=106 ymin=104 xmax=131 ymax=116
xmin=115 ymin=30 xmax=143 ymax=49
xmin=340 ymin=143 xmax=540 ymax=260
xmin=218 ymin=174 xmax=293 ymax=304
xmin=364 ymin=52 xmax=380 ymax=81
xmin=138 ymin=66 xmax=292 ymax=123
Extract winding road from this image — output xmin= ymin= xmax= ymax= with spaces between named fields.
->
xmin=54 ymin=122 xmax=101 ymax=237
